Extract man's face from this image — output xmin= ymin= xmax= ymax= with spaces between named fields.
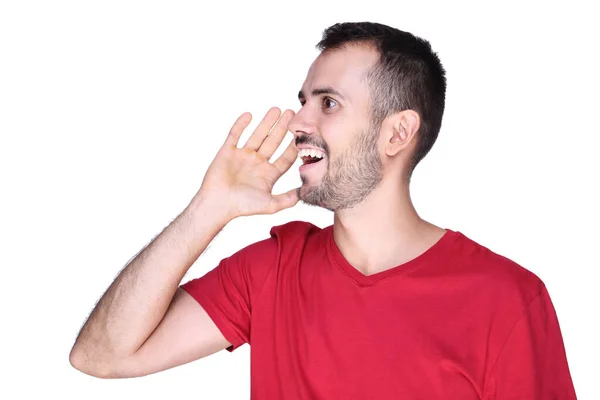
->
xmin=290 ymin=45 xmax=384 ymax=212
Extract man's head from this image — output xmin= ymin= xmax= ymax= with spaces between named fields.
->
xmin=290 ymin=22 xmax=446 ymax=212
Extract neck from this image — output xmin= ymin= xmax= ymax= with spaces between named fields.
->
xmin=332 ymin=179 xmax=445 ymax=276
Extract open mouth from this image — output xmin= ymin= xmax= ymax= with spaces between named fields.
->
xmin=298 ymin=148 xmax=326 ymax=165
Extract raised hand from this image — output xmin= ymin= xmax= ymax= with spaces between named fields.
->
xmin=194 ymin=107 xmax=300 ymax=219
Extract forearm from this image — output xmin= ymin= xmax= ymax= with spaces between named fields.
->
xmin=70 ymin=194 xmax=232 ymax=368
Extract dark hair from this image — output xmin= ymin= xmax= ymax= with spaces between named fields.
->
xmin=317 ymin=22 xmax=447 ymax=180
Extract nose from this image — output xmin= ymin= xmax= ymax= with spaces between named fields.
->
xmin=288 ymin=106 xmax=316 ymax=142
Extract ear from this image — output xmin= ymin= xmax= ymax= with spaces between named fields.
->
xmin=383 ymin=109 xmax=420 ymax=157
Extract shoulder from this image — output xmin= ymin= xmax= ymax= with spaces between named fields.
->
xmin=267 ymin=220 xmax=327 ymax=258
xmin=269 ymin=219 xmax=324 ymax=239
xmin=443 ymin=230 xmax=553 ymax=359
xmin=449 ymin=230 xmax=544 ymax=309
xmin=230 ymin=219 xmax=325 ymax=262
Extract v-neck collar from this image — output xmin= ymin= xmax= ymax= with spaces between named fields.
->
xmin=325 ymin=225 xmax=459 ymax=287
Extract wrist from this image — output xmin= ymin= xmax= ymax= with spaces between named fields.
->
xmin=185 ymin=191 xmax=235 ymax=227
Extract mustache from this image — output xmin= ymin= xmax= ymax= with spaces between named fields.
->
xmin=296 ymin=137 xmax=328 ymax=153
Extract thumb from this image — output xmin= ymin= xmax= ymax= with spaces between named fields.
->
xmin=268 ymin=187 xmax=300 ymax=214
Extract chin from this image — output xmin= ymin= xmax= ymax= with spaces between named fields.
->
xmin=298 ymin=183 xmax=314 ymax=198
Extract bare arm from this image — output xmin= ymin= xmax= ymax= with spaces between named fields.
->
xmin=69 ymin=195 xmax=231 ymax=378
xmin=69 ymin=107 xmax=299 ymax=378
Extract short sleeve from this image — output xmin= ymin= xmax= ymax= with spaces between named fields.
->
xmin=180 ymin=235 xmax=279 ymax=352
xmin=483 ymin=283 xmax=577 ymax=399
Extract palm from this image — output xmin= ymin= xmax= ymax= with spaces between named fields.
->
xmin=198 ymin=108 xmax=300 ymax=218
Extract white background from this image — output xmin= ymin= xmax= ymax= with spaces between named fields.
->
xmin=1 ymin=0 xmax=598 ymax=398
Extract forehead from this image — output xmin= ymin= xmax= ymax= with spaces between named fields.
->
xmin=301 ymin=44 xmax=379 ymax=101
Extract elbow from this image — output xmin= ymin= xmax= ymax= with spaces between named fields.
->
xmin=69 ymin=346 xmax=115 ymax=379
xmin=69 ymin=345 xmax=145 ymax=379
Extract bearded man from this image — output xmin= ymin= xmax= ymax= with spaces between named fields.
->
xmin=70 ymin=22 xmax=577 ymax=400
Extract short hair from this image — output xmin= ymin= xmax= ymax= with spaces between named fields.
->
xmin=317 ymin=22 xmax=447 ymax=180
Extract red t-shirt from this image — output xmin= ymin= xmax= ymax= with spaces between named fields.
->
xmin=181 ymin=221 xmax=577 ymax=399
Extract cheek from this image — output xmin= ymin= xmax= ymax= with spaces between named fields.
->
xmin=319 ymin=115 xmax=356 ymax=153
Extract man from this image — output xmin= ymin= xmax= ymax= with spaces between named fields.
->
xmin=70 ymin=22 xmax=577 ymax=399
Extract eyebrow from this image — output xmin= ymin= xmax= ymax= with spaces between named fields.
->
xmin=298 ymin=87 xmax=346 ymax=102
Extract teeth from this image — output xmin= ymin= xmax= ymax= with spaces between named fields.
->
xmin=298 ymin=148 xmax=325 ymax=159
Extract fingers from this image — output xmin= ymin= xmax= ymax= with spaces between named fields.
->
xmin=224 ymin=112 xmax=252 ymax=148
xmin=243 ymin=107 xmax=282 ymax=151
xmin=266 ymin=187 xmax=300 ymax=214
xmin=257 ymin=109 xmax=295 ymax=160
xmin=272 ymin=138 xmax=299 ymax=176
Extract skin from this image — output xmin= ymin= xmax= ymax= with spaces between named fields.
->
xmin=289 ymin=43 xmax=447 ymax=276
xmin=69 ymin=108 xmax=301 ymax=378
xmin=69 ymin=42 xmax=448 ymax=379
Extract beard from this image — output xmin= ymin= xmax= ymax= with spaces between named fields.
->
xmin=297 ymin=123 xmax=384 ymax=212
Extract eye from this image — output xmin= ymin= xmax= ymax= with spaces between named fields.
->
xmin=322 ymin=97 xmax=337 ymax=110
